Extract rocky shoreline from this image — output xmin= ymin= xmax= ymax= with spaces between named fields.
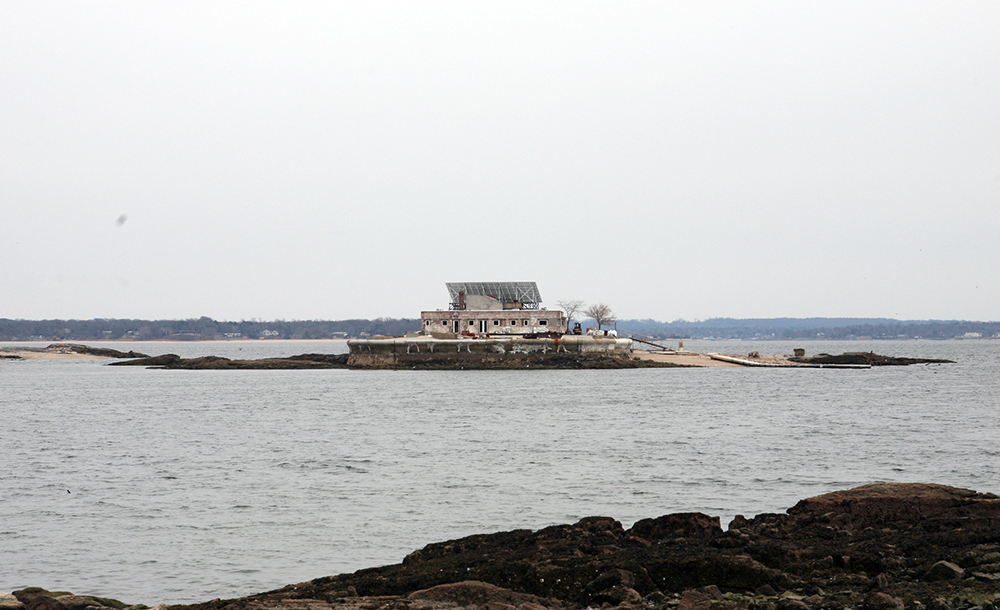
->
xmin=108 ymin=352 xmax=687 ymax=369
xmin=7 ymin=484 xmax=999 ymax=610
xmin=788 ymin=353 xmax=954 ymax=366
xmin=0 ymin=343 xmax=952 ymax=369
xmin=107 ymin=351 xmax=951 ymax=370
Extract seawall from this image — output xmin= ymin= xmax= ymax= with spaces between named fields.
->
xmin=347 ymin=334 xmax=632 ymax=367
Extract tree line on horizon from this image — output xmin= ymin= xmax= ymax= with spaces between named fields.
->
xmin=0 ymin=316 xmax=417 ymax=342
xmin=1 ymin=316 xmax=998 ymax=342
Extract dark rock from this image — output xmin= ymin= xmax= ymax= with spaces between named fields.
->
xmin=755 ymin=585 xmax=777 ymax=597
xmin=629 ymin=513 xmax=723 ymax=541
xmin=12 ymin=590 xmax=127 ymax=610
xmin=776 ymin=598 xmax=810 ymax=610
xmin=586 ymin=569 xmax=636 ymax=593
xmin=678 ymin=589 xmax=713 ymax=610
xmin=13 ymin=590 xmax=70 ymax=610
xmin=591 ymin=586 xmax=642 ymax=606
xmin=873 ymin=573 xmax=890 ymax=590
xmin=407 ymin=581 xmax=561 ymax=609
xmin=925 ymin=561 xmax=965 ymax=581
xmin=50 ymin=597 xmax=122 ymax=610
xmin=863 ymin=593 xmax=903 ymax=610
xmin=729 ymin=515 xmax=749 ymax=530
xmin=788 ymin=352 xmax=954 ymax=366
xmin=575 ymin=516 xmax=625 ymax=535
xmin=644 ymin=591 xmax=667 ymax=604
xmin=109 ymin=353 xmax=349 ymax=369
xmin=978 ymin=551 xmax=1000 ymax=564
xmin=785 ymin=483 xmax=1000 ymax=529
xmin=699 ymin=585 xmax=723 ymax=601
xmin=109 ymin=354 xmax=182 ymax=367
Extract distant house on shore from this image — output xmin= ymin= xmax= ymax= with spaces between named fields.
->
xmin=421 ymin=282 xmax=567 ymax=335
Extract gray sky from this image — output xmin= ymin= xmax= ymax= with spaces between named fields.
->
xmin=2 ymin=2 xmax=998 ymax=322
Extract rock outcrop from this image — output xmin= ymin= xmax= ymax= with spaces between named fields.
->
xmin=165 ymin=483 xmax=1000 ymax=610
xmin=8 ymin=588 xmax=153 ymax=610
xmin=46 ymin=344 xmax=150 ymax=358
xmin=788 ymin=353 xmax=954 ymax=366
xmin=109 ymin=353 xmax=350 ymax=369
xmin=14 ymin=484 xmax=1000 ymax=610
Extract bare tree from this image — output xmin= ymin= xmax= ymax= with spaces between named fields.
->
xmin=584 ymin=303 xmax=616 ymax=330
xmin=557 ymin=300 xmax=585 ymax=325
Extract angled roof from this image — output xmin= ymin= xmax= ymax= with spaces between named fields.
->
xmin=446 ymin=282 xmax=542 ymax=308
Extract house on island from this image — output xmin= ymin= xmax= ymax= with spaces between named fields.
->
xmin=421 ymin=282 xmax=567 ymax=335
xmin=346 ymin=282 xmax=630 ymax=366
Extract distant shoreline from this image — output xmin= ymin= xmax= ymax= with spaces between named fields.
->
xmin=0 ymin=338 xmax=350 ymax=344
xmin=3 ymin=317 xmax=999 ymax=342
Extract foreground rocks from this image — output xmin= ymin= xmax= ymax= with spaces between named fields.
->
xmin=5 ymin=588 xmax=156 ymax=610
xmin=11 ymin=484 xmax=1000 ymax=610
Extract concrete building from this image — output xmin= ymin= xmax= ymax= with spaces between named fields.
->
xmin=420 ymin=282 xmax=567 ymax=335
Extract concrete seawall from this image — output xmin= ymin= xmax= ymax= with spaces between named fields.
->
xmin=347 ymin=334 xmax=632 ymax=366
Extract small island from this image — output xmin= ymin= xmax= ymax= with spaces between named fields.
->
xmin=105 ymin=349 xmax=953 ymax=370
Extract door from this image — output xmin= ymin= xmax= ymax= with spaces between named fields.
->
xmin=479 ymin=320 xmax=487 ymax=333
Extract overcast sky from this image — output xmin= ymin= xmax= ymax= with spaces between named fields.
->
xmin=2 ymin=2 xmax=998 ymax=322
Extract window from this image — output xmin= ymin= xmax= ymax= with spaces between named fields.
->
xmin=425 ymin=320 xmax=431 ymax=326
xmin=493 ymin=320 xmax=500 ymax=326
xmin=442 ymin=320 xmax=448 ymax=325
xmin=510 ymin=320 xmax=517 ymax=325
xmin=539 ymin=320 xmax=547 ymax=326
xmin=469 ymin=320 xmax=475 ymax=326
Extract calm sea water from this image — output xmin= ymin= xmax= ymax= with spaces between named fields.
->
xmin=2 ymin=339 xmax=999 ymax=604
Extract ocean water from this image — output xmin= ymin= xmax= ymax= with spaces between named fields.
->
xmin=2 ymin=339 xmax=998 ymax=604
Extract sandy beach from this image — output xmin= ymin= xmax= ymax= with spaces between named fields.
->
xmin=0 ymin=347 xmax=105 ymax=360
xmin=2 ymin=351 xmax=107 ymax=360
xmin=631 ymin=349 xmax=742 ymax=367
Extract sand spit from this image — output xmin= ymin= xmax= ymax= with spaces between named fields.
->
xmin=0 ymin=343 xmax=149 ymax=360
